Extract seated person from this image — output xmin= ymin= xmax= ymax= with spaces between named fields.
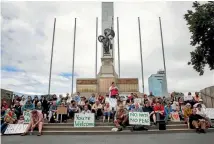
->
xmin=68 ymin=100 xmax=79 ymax=119
xmin=103 ymin=102 xmax=111 ymax=123
xmin=153 ymin=101 xmax=165 ymax=123
xmin=183 ymin=103 xmax=192 ymax=123
xmin=78 ymin=97 xmax=86 ymax=111
xmin=196 ymin=104 xmax=213 ymax=128
xmin=13 ymin=101 xmax=22 ymax=120
xmin=92 ymin=100 xmax=103 ymax=120
xmin=35 ymin=102 xmax=43 ymax=111
xmin=58 ymin=102 xmax=68 ymax=123
xmin=114 ymin=104 xmax=128 ymax=131
xmin=88 ymin=94 xmax=96 ymax=105
xmin=193 ymin=99 xmax=206 ymax=109
xmin=21 ymin=110 xmax=44 ymax=136
xmin=164 ymin=102 xmax=173 ymax=122
xmin=128 ymin=100 xmax=135 ymax=111
xmin=21 ymin=98 xmax=35 ymax=112
xmin=81 ymin=105 xmax=91 ymax=114
xmin=143 ymin=101 xmax=155 ymax=124
xmin=1 ymin=108 xmax=17 ymax=135
xmin=189 ymin=108 xmax=207 ymax=133
xmin=48 ymin=101 xmax=58 ymax=122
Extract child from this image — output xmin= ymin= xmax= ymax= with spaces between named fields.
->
xmin=17 ymin=115 xmax=25 ymax=124
xmin=103 ymin=102 xmax=111 ymax=123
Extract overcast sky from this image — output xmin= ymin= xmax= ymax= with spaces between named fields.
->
xmin=1 ymin=1 xmax=214 ymax=95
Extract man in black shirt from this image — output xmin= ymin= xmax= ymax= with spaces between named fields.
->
xmin=143 ymin=101 xmax=155 ymax=124
xmin=189 ymin=108 xmax=206 ymax=133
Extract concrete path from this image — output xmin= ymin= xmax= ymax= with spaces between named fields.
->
xmin=2 ymin=133 xmax=213 ymax=144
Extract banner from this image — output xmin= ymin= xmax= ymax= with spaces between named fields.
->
xmin=184 ymin=95 xmax=193 ymax=101
xmin=74 ymin=113 xmax=95 ymax=127
xmin=129 ymin=112 xmax=150 ymax=125
xmin=4 ymin=124 xmax=28 ymax=134
xmin=23 ymin=111 xmax=31 ymax=123
xmin=205 ymin=108 xmax=214 ymax=119
xmin=170 ymin=112 xmax=180 ymax=122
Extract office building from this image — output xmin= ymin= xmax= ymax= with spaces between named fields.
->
xmin=148 ymin=70 xmax=168 ymax=97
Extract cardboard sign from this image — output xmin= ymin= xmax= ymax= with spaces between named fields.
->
xmin=57 ymin=106 xmax=67 ymax=114
xmin=205 ymin=108 xmax=214 ymax=119
xmin=134 ymin=98 xmax=142 ymax=104
xmin=129 ymin=112 xmax=150 ymax=125
xmin=4 ymin=124 xmax=28 ymax=134
xmin=105 ymin=98 xmax=117 ymax=109
xmin=74 ymin=113 xmax=95 ymax=127
xmin=23 ymin=111 xmax=31 ymax=123
xmin=171 ymin=112 xmax=180 ymax=122
xmin=184 ymin=95 xmax=193 ymax=101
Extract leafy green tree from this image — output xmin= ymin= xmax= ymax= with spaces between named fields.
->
xmin=184 ymin=1 xmax=214 ymax=75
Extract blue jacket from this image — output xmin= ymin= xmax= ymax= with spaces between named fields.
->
xmin=164 ymin=105 xmax=173 ymax=115
xmin=21 ymin=102 xmax=35 ymax=112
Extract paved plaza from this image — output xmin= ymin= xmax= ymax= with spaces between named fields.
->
xmin=2 ymin=133 xmax=213 ymax=144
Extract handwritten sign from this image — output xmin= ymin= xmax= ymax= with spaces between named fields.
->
xmin=4 ymin=124 xmax=28 ymax=134
xmin=184 ymin=95 xmax=193 ymax=101
xmin=171 ymin=112 xmax=180 ymax=122
xmin=205 ymin=108 xmax=214 ymax=119
xmin=129 ymin=112 xmax=150 ymax=125
xmin=105 ymin=98 xmax=117 ymax=109
xmin=74 ymin=113 xmax=95 ymax=127
xmin=134 ymin=98 xmax=142 ymax=104
xmin=57 ymin=106 xmax=67 ymax=114
xmin=23 ymin=111 xmax=31 ymax=123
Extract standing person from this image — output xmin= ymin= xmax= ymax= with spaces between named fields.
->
xmin=109 ymin=82 xmax=118 ymax=99
xmin=21 ymin=110 xmax=44 ymax=136
xmin=40 ymin=96 xmax=48 ymax=119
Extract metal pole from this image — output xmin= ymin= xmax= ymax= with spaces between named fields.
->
xmin=138 ymin=17 xmax=145 ymax=94
xmin=117 ymin=17 xmax=120 ymax=78
xmin=95 ymin=17 xmax=98 ymax=78
xmin=48 ymin=18 xmax=56 ymax=96
xmin=71 ymin=18 xmax=77 ymax=95
xmin=159 ymin=17 xmax=168 ymax=96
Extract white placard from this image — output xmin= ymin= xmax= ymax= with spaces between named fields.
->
xmin=23 ymin=111 xmax=31 ymax=123
xmin=4 ymin=124 xmax=28 ymax=135
xmin=105 ymin=98 xmax=117 ymax=109
xmin=184 ymin=95 xmax=193 ymax=101
xmin=74 ymin=113 xmax=95 ymax=127
xmin=205 ymin=108 xmax=214 ymax=119
xmin=129 ymin=112 xmax=150 ymax=125
xmin=134 ymin=98 xmax=142 ymax=104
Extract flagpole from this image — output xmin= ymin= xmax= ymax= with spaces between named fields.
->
xmin=95 ymin=17 xmax=98 ymax=78
xmin=138 ymin=17 xmax=145 ymax=94
xmin=159 ymin=17 xmax=168 ymax=97
xmin=71 ymin=18 xmax=77 ymax=95
xmin=117 ymin=17 xmax=120 ymax=78
xmin=48 ymin=18 xmax=56 ymax=97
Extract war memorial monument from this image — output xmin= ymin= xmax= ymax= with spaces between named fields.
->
xmin=76 ymin=2 xmax=139 ymax=96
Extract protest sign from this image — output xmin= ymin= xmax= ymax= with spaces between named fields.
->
xmin=105 ymin=98 xmax=117 ymax=109
xmin=129 ymin=112 xmax=150 ymax=125
xmin=184 ymin=95 xmax=193 ymax=101
xmin=134 ymin=98 xmax=142 ymax=104
xmin=205 ymin=108 xmax=214 ymax=119
xmin=57 ymin=106 xmax=67 ymax=115
xmin=4 ymin=124 xmax=28 ymax=134
xmin=23 ymin=111 xmax=31 ymax=123
xmin=74 ymin=113 xmax=95 ymax=127
xmin=170 ymin=112 xmax=180 ymax=122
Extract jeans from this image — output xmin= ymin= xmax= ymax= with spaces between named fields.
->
xmin=1 ymin=123 xmax=8 ymax=134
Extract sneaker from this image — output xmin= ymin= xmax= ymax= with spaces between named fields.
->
xmin=200 ymin=129 xmax=206 ymax=133
xmin=196 ymin=128 xmax=200 ymax=134
xmin=21 ymin=133 xmax=27 ymax=136
xmin=37 ymin=132 xmax=41 ymax=136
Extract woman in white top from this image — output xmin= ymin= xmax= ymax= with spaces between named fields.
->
xmin=196 ymin=104 xmax=213 ymax=128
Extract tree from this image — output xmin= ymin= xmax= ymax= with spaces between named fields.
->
xmin=184 ymin=1 xmax=214 ymax=75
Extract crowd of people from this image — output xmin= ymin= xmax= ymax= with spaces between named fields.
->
xmin=1 ymin=82 xmax=213 ymax=136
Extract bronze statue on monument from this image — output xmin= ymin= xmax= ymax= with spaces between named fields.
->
xmin=98 ymin=28 xmax=115 ymax=55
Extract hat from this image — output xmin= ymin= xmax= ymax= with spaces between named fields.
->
xmin=186 ymin=103 xmax=191 ymax=106
xmin=199 ymin=99 xmax=203 ymax=102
